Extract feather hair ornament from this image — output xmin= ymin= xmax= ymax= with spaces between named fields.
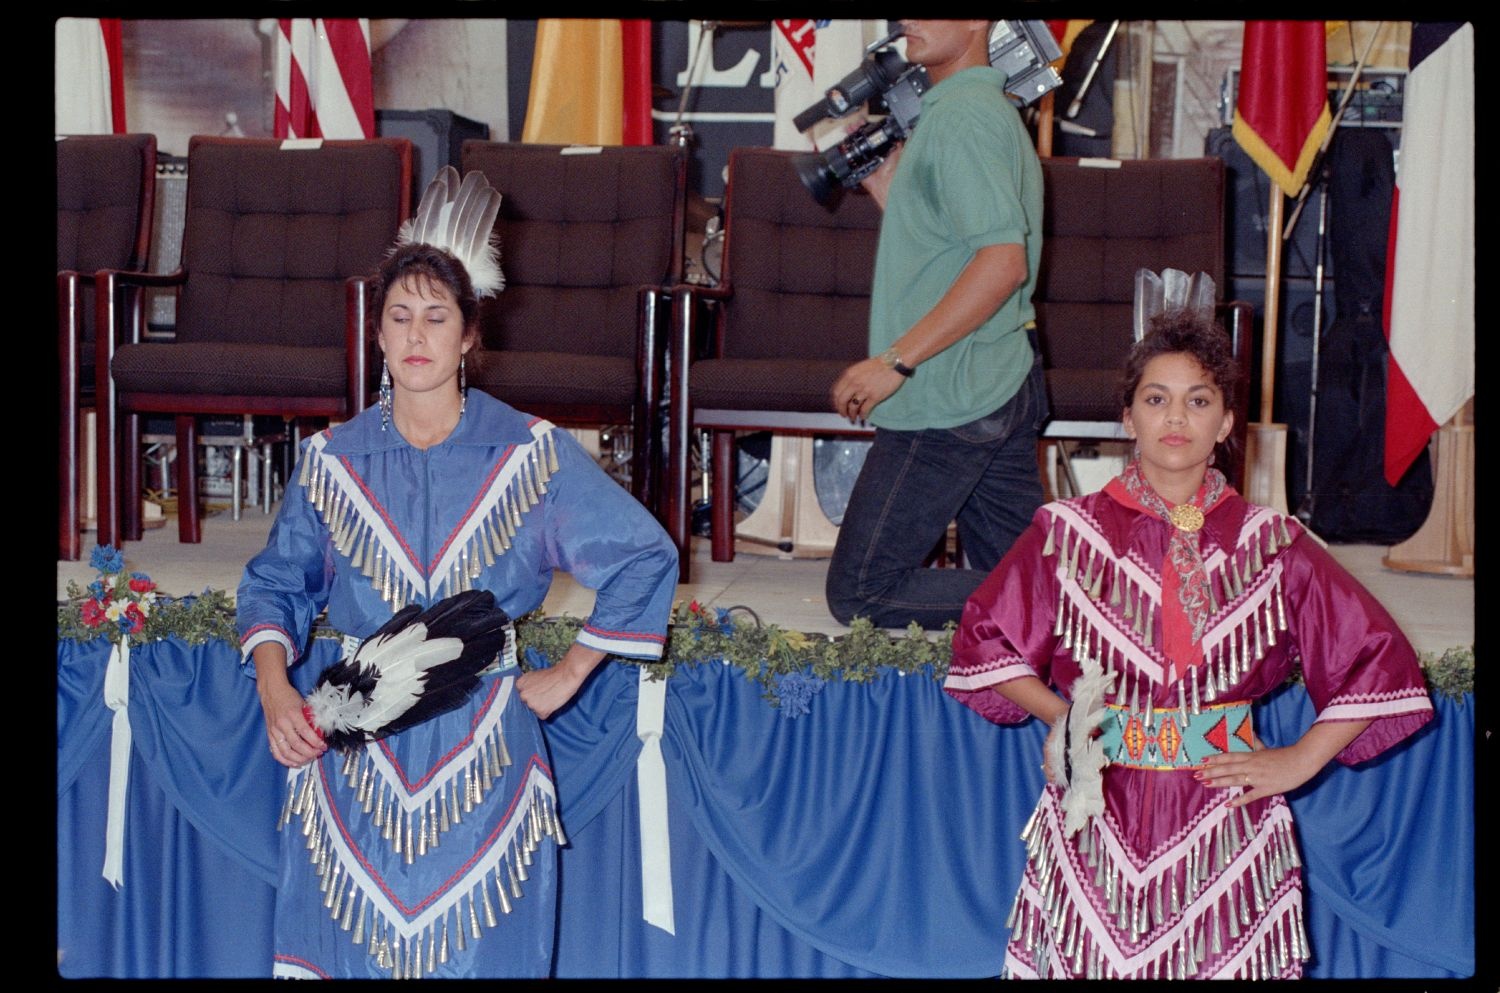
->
xmin=1132 ymin=267 xmax=1216 ymax=342
xmin=395 ymin=165 xmax=505 ymax=298
xmin=302 ymin=590 xmax=514 ymax=752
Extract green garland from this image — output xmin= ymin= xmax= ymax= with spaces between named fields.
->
xmin=57 ymin=587 xmax=1475 ymax=704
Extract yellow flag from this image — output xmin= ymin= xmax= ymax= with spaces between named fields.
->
xmin=521 ymin=19 xmax=625 ymax=145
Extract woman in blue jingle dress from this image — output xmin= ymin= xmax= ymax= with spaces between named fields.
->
xmin=235 ymin=169 xmax=678 ymax=978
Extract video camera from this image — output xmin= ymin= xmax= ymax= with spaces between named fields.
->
xmin=791 ymin=21 xmax=1064 ymax=205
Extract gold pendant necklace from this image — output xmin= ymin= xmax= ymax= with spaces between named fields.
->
xmin=1168 ymin=504 xmax=1205 ymax=533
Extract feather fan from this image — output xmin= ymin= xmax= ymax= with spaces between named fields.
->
xmin=302 ymin=590 xmax=513 ymax=751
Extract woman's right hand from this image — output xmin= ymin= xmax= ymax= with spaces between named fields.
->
xmin=253 ymin=644 xmax=327 ymax=768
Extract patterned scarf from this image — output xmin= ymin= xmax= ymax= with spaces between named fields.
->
xmin=1104 ymin=458 xmax=1231 ymax=680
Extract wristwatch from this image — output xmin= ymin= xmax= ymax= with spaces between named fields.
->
xmin=877 ymin=346 xmax=916 ymax=378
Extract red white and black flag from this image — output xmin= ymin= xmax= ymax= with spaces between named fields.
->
xmin=1383 ymin=22 xmax=1473 ymax=485
xmin=272 ymin=18 xmax=375 ymax=140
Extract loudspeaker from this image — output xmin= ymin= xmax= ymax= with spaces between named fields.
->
xmin=1205 ymin=125 xmax=1328 ymax=280
xmin=1225 ymin=274 xmax=1336 ymax=509
xmin=376 ymin=109 xmax=490 ymax=195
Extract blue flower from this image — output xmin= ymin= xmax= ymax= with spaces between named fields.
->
xmin=87 ymin=579 xmax=106 ymax=599
xmin=713 ymin=607 xmax=732 ymax=628
xmin=116 ymin=613 xmax=136 ymax=635
xmin=772 ymin=670 xmax=825 ymax=719
xmin=90 ymin=544 xmax=125 ymax=574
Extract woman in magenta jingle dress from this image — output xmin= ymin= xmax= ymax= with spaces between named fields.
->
xmin=943 ymin=312 xmax=1432 ymax=979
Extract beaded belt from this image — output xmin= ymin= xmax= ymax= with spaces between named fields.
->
xmin=339 ymin=621 xmax=520 ymax=676
xmin=1097 ymin=699 xmax=1255 ymax=770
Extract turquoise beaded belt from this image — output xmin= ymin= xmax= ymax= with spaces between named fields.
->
xmin=1097 ymin=699 xmax=1254 ymax=770
xmin=338 ymin=622 xmax=520 ymax=676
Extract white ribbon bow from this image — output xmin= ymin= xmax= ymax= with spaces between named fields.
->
xmin=635 ymin=666 xmax=675 ymax=934
xmin=101 ymin=638 xmax=132 ymax=889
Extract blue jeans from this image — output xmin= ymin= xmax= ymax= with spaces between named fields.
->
xmin=826 ymin=339 xmax=1047 ymax=629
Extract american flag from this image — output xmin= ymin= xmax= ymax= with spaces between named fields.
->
xmin=55 ymin=17 xmax=125 ymax=134
xmin=272 ymin=18 xmax=375 ymax=140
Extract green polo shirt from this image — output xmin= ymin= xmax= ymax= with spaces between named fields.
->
xmin=867 ymin=65 xmax=1043 ymax=431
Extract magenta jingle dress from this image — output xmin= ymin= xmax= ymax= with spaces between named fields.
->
xmin=944 ymin=471 xmax=1432 ymax=979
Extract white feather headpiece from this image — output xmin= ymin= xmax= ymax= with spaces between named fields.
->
xmin=1132 ymin=268 xmax=1216 ymax=342
xmin=395 ymin=166 xmax=505 ymax=298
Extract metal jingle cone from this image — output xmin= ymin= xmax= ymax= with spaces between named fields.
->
xmin=468 ymin=889 xmax=482 ymax=939
xmin=426 ymin=923 xmax=437 ymax=976
xmin=352 ymin=893 xmax=368 ymax=946
xmin=439 ymin=913 xmax=450 ymax=965
xmin=428 ymin=798 xmax=440 ymax=848
xmin=327 ymin=861 xmax=345 ymax=911
xmin=450 ymin=779 xmax=463 ymax=826
xmin=496 ymin=867 xmax=513 ymax=915
xmin=404 ymin=808 xmax=415 ymax=865
xmin=514 ymin=838 xmax=529 ymax=882
xmin=452 ymin=904 xmax=466 ymax=952
xmin=322 ymin=856 xmax=339 ymax=900
xmin=481 ymin=879 xmax=498 ymax=927
xmin=439 ymin=785 xmax=451 ymax=833
xmin=335 ymin=875 xmax=354 ymax=925
xmin=417 ymin=805 xmax=428 ymax=858
xmin=508 ymin=857 xmax=523 ymax=900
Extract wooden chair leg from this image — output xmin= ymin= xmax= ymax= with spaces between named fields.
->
xmin=121 ymin=413 xmax=143 ymax=541
xmin=60 ymin=417 xmax=81 ymax=560
xmin=710 ymin=429 xmax=736 ymax=563
xmin=176 ymin=415 xmax=202 ymax=544
xmin=96 ymin=394 xmax=117 ymax=550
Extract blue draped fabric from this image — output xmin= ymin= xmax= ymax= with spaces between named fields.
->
xmin=1256 ymin=682 xmax=1474 ymax=978
xmin=57 ymin=637 xmax=1474 ymax=978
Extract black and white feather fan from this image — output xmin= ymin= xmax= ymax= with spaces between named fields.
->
xmin=303 ymin=590 xmax=513 ymax=751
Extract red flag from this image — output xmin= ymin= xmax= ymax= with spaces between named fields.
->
xmin=1232 ymin=21 xmax=1331 ymax=197
xmin=273 ymin=19 xmax=374 ymax=140
xmin=622 ymin=20 xmax=653 ymax=145
xmin=1382 ymin=23 xmax=1473 ymax=485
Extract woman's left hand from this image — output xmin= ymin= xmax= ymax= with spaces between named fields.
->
xmin=1196 ymin=718 xmax=1371 ymax=808
xmin=516 ymin=643 xmax=607 ymax=719
xmin=1196 ymin=736 xmax=1323 ymax=807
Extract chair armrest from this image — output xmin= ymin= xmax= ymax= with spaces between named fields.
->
xmin=101 ymin=267 xmax=186 ymax=289
xmin=346 ymin=275 xmax=375 ymax=415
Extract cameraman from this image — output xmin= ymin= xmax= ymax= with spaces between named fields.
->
xmin=827 ymin=19 xmax=1046 ymax=629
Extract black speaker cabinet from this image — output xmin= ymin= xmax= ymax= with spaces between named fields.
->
xmin=376 ymin=108 xmax=490 ymax=195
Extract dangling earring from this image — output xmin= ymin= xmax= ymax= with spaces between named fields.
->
xmin=459 ymin=355 xmax=467 ymax=417
xmin=379 ymin=360 xmax=393 ymax=431
xmin=1208 ymin=450 xmax=1217 ymax=467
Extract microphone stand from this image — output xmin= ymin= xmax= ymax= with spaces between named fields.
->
xmin=1066 ymin=20 xmax=1120 ymax=119
xmin=1295 ymin=164 xmax=1330 ymax=525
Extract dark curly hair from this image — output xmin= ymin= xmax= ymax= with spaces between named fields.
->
xmin=1119 ymin=309 xmax=1239 ymax=464
xmin=1119 ymin=309 xmax=1238 ymax=411
xmin=370 ymin=242 xmax=484 ymax=368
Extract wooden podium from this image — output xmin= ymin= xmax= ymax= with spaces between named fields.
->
xmin=1383 ymin=403 xmax=1474 ymax=576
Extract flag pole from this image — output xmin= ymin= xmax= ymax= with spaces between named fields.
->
xmin=1245 ymin=183 xmax=1290 ymax=513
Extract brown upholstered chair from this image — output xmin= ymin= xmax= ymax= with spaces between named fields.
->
xmin=664 ymin=147 xmax=883 ymax=581
xmin=58 ymin=133 xmax=156 ymax=560
xmin=458 ymin=141 xmax=687 ymax=510
xmin=97 ymin=136 xmax=412 ymax=545
xmin=1035 ymin=156 xmax=1252 ymax=491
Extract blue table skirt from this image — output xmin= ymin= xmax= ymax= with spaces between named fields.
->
xmin=57 ymin=637 xmax=1474 ymax=978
